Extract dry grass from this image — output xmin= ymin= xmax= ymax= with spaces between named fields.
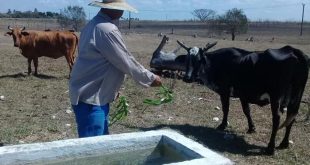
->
xmin=0 ymin=24 xmax=310 ymax=165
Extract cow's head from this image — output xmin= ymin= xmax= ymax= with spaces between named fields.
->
xmin=177 ymin=41 xmax=217 ymax=83
xmin=6 ymin=26 xmax=29 ymax=47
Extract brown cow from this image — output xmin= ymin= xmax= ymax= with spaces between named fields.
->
xmin=5 ymin=26 xmax=78 ymax=76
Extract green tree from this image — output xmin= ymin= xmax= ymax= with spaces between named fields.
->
xmin=219 ymin=8 xmax=248 ymax=41
xmin=192 ymin=9 xmax=216 ymax=22
xmin=33 ymin=8 xmax=39 ymax=18
xmin=57 ymin=5 xmax=86 ymax=31
xmin=12 ymin=10 xmax=22 ymax=18
xmin=7 ymin=9 xmax=12 ymax=15
xmin=0 ymin=13 xmax=8 ymax=18
xmin=46 ymin=12 xmax=54 ymax=18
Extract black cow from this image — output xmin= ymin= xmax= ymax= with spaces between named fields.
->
xmin=177 ymin=41 xmax=309 ymax=155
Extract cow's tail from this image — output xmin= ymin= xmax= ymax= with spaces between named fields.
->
xmin=279 ymin=114 xmax=298 ymax=129
xmin=71 ymin=32 xmax=79 ymax=63
xmin=279 ymin=47 xmax=309 ymax=129
xmin=296 ymin=48 xmax=310 ymax=68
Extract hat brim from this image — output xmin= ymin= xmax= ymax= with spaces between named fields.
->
xmin=89 ymin=1 xmax=138 ymax=13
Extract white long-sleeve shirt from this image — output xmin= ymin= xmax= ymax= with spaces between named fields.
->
xmin=69 ymin=12 xmax=155 ymax=106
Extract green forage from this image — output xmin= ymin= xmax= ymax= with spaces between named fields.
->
xmin=143 ymin=85 xmax=174 ymax=106
xmin=109 ymin=85 xmax=174 ymax=126
xmin=109 ymin=96 xmax=129 ymax=126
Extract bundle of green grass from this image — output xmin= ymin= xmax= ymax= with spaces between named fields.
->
xmin=109 ymin=85 xmax=173 ymax=125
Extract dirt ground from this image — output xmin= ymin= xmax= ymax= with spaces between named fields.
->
xmin=0 ymin=25 xmax=310 ymax=165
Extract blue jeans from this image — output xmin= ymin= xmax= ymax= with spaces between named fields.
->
xmin=72 ymin=102 xmax=109 ymax=138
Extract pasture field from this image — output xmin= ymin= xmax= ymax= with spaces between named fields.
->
xmin=0 ymin=20 xmax=310 ymax=164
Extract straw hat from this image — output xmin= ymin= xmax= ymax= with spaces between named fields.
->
xmin=89 ymin=0 xmax=138 ymax=13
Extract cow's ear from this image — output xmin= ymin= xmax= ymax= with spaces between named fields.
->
xmin=5 ymin=32 xmax=12 ymax=36
xmin=21 ymin=31 xmax=30 ymax=36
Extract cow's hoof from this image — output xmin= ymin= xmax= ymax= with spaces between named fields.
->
xmin=264 ymin=147 xmax=275 ymax=155
xmin=216 ymin=124 xmax=227 ymax=131
xmin=247 ymin=128 xmax=256 ymax=134
xmin=277 ymin=142 xmax=289 ymax=150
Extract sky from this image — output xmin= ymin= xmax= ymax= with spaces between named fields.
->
xmin=0 ymin=0 xmax=309 ymax=21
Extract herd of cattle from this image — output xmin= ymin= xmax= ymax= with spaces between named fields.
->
xmin=4 ymin=27 xmax=310 ymax=155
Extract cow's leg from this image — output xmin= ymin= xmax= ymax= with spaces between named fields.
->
xmin=217 ymin=94 xmax=230 ymax=130
xmin=64 ymin=54 xmax=73 ymax=71
xmin=64 ymin=53 xmax=74 ymax=78
xmin=278 ymin=118 xmax=295 ymax=149
xmin=70 ymin=55 xmax=75 ymax=70
xmin=278 ymin=89 xmax=302 ymax=149
xmin=240 ymin=98 xmax=256 ymax=133
xmin=68 ymin=48 xmax=76 ymax=72
xmin=150 ymin=35 xmax=169 ymax=73
xmin=152 ymin=35 xmax=169 ymax=59
xmin=33 ymin=57 xmax=38 ymax=76
xmin=27 ymin=58 xmax=32 ymax=75
xmin=266 ymin=99 xmax=281 ymax=155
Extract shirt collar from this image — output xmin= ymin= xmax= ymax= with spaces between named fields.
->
xmin=97 ymin=11 xmax=112 ymax=22
xmin=96 ymin=11 xmax=120 ymax=26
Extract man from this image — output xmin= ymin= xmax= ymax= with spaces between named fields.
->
xmin=69 ymin=0 xmax=162 ymax=138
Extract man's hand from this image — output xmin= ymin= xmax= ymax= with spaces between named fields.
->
xmin=151 ymin=75 xmax=162 ymax=87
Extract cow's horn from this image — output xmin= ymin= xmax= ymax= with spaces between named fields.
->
xmin=21 ymin=26 xmax=26 ymax=31
xmin=8 ymin=26 xmax=13 ymax=31
xmin=205 ymin=42 xmax=217 ymax=51
xmin=177 ymin=40 xmax=190 ymax=51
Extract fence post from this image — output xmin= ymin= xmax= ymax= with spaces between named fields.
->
xmin=300 ymin=3 xmax=305 ymax=36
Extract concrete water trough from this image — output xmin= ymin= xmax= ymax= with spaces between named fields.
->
xmin=0 ymin=129 xmax=233 ymax=165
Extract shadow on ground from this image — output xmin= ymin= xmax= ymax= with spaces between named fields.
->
xmin=0 ymin=73 xmax=58 ymax=79
xmin=129 ymin=123 xmax=267 ymax=156
xmin=0 ymin=73 xmax=27 ymax=79
xmin=33 ymin=74 xmax=58 ymax=79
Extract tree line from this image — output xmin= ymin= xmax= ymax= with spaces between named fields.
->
xmin=192 ymin=8 xmax=248 ymax=40
xmin=1 ymin=6 xmax=247 ymax=39
xmin=0 ymin=6 xmax=87 ymax=32
xmin=0 ymin=8 xmax=60 ymax=18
